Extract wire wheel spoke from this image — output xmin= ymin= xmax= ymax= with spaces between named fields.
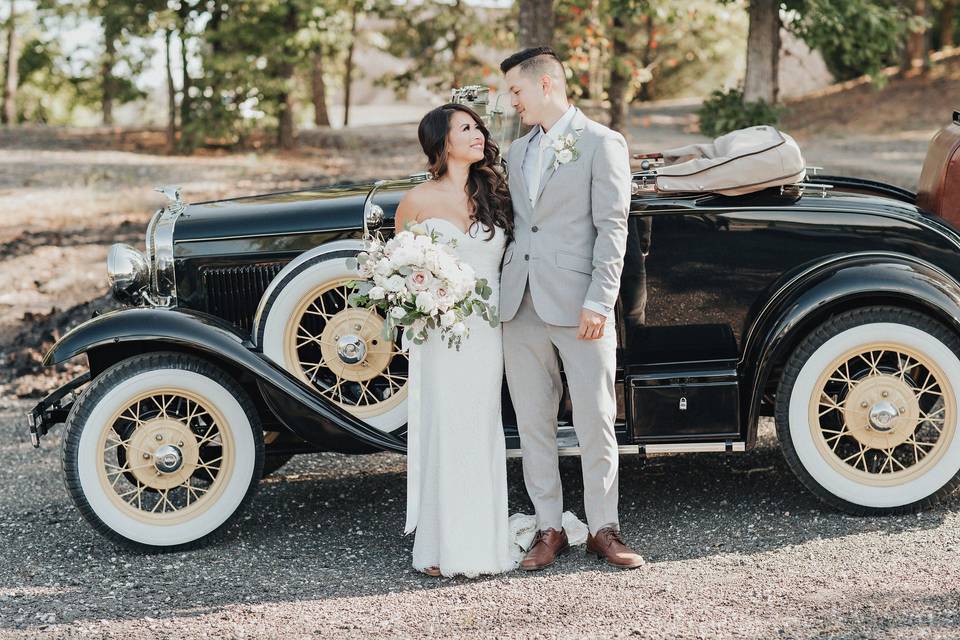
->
xmin=816 ymin=344 xmax=954 ymax=479
xmin=101 ymin=390 xmax=230 ymax=516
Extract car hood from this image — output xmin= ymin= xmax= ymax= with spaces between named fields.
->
xmin=173 ymin=182 xmax=407 ymax=243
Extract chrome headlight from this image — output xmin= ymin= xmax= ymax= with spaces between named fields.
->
xmin=107 ymin=243 xmax=149 ymax=303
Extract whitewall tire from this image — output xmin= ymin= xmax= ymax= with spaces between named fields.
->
xmin=775 ymin=307 xmax=960 ymax=514
xmin=258 ymin=253 xmax=408 ymax=434
xmin=62 ymin=353 xmax=264 ymax=551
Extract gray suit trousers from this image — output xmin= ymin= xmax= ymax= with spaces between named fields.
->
xmin=502 ymin=283 xmax=620 ymax=535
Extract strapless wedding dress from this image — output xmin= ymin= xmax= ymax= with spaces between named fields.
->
xmin=403 ymin=217 xmax=589 ymax=578
xmin=403 ymin=217 xmax=516 ymax=577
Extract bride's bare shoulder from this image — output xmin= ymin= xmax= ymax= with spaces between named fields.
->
xmin=396 ymin=182 xmax=434 ymax=227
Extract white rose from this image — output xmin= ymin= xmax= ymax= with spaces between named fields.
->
xmin=374 ymin=260 xmax=393 ymax=276
xmin=415 ymin=291 xmax=438 ymax=315
xmin=390 ymin=306 xmax=407 ymax=319
xmin=409 ymin=223 xmax=428 ymax=236
xmin=405 ymin=269 xmax=434 ymax=292
xmin=552 ymin=138 xmax=565 ymax=152
xmin=433 ymin=284 xmax=456 ymax=309
xmin=413 ymin=234 xmax=432 ymax=248
xmin=440 ymin=310 xmax=457 ymax=327
xmin=557 ymin=148 xmax=573 ymax=164
xmin=451 ymin=322 xmax=466 ymax=336
xmin=565 ymin=133 xmax=575 ymax=145
xmin=390 ymin=245 xmax=423 ymax=269
xmin=368 ymin=286 xmax=386 ymax=300
xmin=384 ymin=274 xmax=406 ymax=292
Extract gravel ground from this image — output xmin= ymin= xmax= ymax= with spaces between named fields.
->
xmin=1 ymin=397 xmax=959 ymax=640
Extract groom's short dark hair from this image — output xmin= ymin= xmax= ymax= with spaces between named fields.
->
xmin=500 ymin=46 xmax=565 ymax=83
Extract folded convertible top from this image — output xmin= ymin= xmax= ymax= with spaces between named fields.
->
xmin=654 ymin=125 xmax=806 ymax=196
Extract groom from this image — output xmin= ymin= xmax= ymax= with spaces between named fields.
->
xmin=499 ymin=47 xmax=644 ymax=570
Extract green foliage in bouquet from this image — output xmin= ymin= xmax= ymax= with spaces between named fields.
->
xmin=343 ymin=224 xmax=499 ymax=351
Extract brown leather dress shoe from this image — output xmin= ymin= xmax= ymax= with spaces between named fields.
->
xmin=420 ymin=566 xmax=441 ymax=577
xmin=586 ymin=527 xmax=645 ymax=569
xmin=520 ymin=527 xmax=570 ymax=571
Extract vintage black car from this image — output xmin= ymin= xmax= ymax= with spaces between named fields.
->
xmin=28 ymin=96 xmax=960 ymax=551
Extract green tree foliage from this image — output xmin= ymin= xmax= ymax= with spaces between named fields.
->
xmin=784 ymin=0 xmax=911 ymax=82
xmin=554 ymin=0 xmax=746 ymax=128
xmin=375 ymin=0 xmax=514 ymax=97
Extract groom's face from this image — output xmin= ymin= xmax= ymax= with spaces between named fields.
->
xmin=505 ymin=66 xmax=547 ymax=127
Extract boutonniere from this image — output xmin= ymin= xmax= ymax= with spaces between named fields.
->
xmin=551 ymin=132 xmax=581 ymax=170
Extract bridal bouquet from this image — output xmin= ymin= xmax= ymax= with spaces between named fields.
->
xmin=345 ymin=223 xmax=498 ymax=350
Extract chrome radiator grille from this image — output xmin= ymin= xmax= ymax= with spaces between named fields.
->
xmin=200 ymin=262 xmax=287 ymax=333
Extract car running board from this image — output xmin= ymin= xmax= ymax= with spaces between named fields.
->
xmin=505 ymin=425 xmax=746 ymax=458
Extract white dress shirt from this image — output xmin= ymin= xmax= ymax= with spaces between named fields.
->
xmin=521 ymin=105 xmax=613 ymax=319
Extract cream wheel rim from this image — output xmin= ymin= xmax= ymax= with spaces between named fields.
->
xmin=809 ymin=343 xmax=955 ymax=486
xmin=282 ymin=277 xmax=408 ymax=419
xmin=96 ymin=389 xmax=235 ymax=524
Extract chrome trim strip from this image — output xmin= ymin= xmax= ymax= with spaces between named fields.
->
xmin=174 ymin=227 xmax=359 ymax=243
xmin=152 ymin=206 xmax=182 ymax=304
xmin=144 ymin=208 xmax=162 ymax=268
xmin=507 ymin=445 xmax=640 ymax=458
xmin=644 ymin=442 xmax=745 ymax=453
xmin=250 ymin=239 xmax=368 ymax=347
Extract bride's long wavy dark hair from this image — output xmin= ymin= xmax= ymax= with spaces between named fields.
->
xmin=417 ymin=103 xmax=514 ymax=241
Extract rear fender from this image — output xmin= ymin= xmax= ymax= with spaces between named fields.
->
xmin=741 ymin=253 xmax=960 ymax=444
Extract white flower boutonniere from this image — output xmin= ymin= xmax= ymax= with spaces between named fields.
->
xmin=551 ymin=132 xmax=581 ymax=170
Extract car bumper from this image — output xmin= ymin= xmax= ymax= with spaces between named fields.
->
xmin=26 ymin=372 xmax=90 ymax=447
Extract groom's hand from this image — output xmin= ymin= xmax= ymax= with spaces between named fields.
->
xmin=577 ymin=308 xmax=606 ymax=340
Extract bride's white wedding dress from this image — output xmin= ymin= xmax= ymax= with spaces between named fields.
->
xmin=403 ymin=217 xmax=516 ymax=578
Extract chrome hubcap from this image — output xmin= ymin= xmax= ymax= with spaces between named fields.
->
xmin=153 ymin=444 xmax=184 ymax=473
xmin=868 ymin=401 xmax=899 ymax=432
xmin=336 ymin=334 xmax=367 ymax=364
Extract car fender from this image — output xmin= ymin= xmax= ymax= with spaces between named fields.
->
xmin=741 ymin=252 xmax=960 ymax=444
xmin=250 ymin=239 xmax=367 ymax=348
xmin=44 ymin=307 xmax=405 ymax=454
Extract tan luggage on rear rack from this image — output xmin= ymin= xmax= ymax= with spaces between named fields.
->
xmin=652 ymin=125 xmax=806 ymax=196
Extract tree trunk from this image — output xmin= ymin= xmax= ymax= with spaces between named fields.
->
xmin=943 ymin=0 xmax=956 ymax=49
xmin=276 ymin=4 xmax=297 ymax=150
xmin=608 ymin=14 xmax=631 ymax=134
xmin=743 ymin=0 xmax=780 ymax=105
xmin=903 ymin=0 xmax=929 ymax=72
xmin=343 ymin=3 xmax=358 ymax=127
xmin=2 ymin=0 xmax=18 ymax=125
xmin=518 ymin=0 xmax=555 ymax=49
xmin=101 ymin=26 xmax=117 ymax=126
xmin=312 ymin=51 xmax=330 ymax=127
xmin=178 ymin=26 xmax=191 ymax=146
xmin=164 ymin=29 xmax=176 ymax=153
xmin=277 ymin=88 xmax=295 ymax=149
xmin=637 ymin=11 xmax=656 ymax=102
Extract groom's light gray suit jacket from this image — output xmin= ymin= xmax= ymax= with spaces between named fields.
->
xmin=500 ymin=108 xmax=632 ymax=326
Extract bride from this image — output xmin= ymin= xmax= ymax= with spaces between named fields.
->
xmin=394 ymin=103 xmax=516 ymax=577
